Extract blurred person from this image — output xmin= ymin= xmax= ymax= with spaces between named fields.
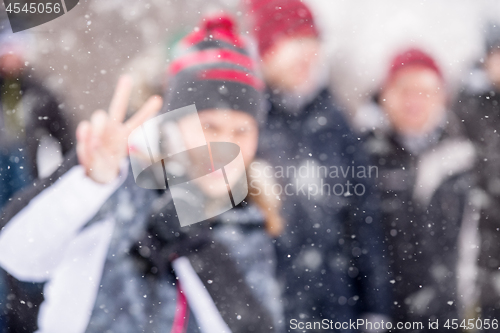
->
xmin=0 ymin=27 xmax=74 ymax=209
xmin=0 ymin=23 xmax=74 ymax=333
xmin=244 ymin=0 xmax=392 ymax=331
xmin=357 ymin=48 xmax=477 ymax=331
xmin=0 ymin=14 xmax=285 ymax=333
xmin=454 ymin=22 xmax=500 ymax=329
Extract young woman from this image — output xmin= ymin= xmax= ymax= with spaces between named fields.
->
xmin=0 ymin=14 xmax=283 ymax=333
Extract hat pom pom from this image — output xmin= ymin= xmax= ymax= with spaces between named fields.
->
xmin=203 ymin=14 xmax=236 ymax=37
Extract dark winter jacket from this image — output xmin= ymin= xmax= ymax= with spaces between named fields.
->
xmin=257 ymin=88 xmax=391 ymax=331
xmin=454 ymin=82 xmax=500 ymax=321
xmin=0 ymin=75 xmax=74 ymax=177
xmin=361 ymin=107 xmax=476 ymax=329
xmin=0 ymin=154 xmax=283 ymax=333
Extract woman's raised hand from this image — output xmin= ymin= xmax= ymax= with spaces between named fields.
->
xmin=76 ymin=75 xmax=163 ymax=183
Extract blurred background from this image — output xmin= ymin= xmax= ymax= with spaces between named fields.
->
xmin=1 ymin=0 xmax=500 ymax=122
xmin=0 ymin=2 xmax=499 ymax=330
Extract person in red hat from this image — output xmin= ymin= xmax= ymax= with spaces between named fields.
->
xmin=244 ymin=0 xmax=392 ymax=331
xmin=0 ymin=13 xmax=285 ymax=333
xmin=357 ymin=48 xmax=478 ymax=328
xmin=245 ymin=0 xmax=321 ymax=97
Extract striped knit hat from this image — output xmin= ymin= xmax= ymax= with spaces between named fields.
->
xmin=164 ymin=13 xmax=266 ymax=123
xmin=244 ymin=0 xmax=319 ymax=56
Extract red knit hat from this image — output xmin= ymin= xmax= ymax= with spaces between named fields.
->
xmin=245 ymin=0 xmax=319 ymax=56
xmin=386 ymin=48 xmax=443 ymax=85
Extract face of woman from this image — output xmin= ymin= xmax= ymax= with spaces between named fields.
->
xmin=380 ymin=66 xmax=447 ymax=136
xmin=486 ymin=51 xmax=500 ymax=89
xmin=177 ymin=109 xmax=258 ymax=197
xmin=261 ymin=37 xmax=321 ymax=94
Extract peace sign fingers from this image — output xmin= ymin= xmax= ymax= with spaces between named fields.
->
xmin=124 ymin=95 xmax=163 ymax=135
xmin=76 ymin=76 xmax=163 ymax=183
xmin=108 ymin=75 xmax=133 ymax=124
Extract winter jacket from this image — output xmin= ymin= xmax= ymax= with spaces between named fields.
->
xmin=257 ymin=88 xmax=391 ymax=332
xmin=0 ymin=75 xmax=74 ymax=208
xmin=360 ymin=104 xmax=477 ymax=330
xmin=0 ymin=75 xmax=73 ymax=333
xmin=0 ymin=153 xmax=283 ymax=333
xmin=454 ymin=81 xmax=500 ymax=324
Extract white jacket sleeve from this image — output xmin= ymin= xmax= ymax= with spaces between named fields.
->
xmin=0 ymin=164 xmax=126 ymax=282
